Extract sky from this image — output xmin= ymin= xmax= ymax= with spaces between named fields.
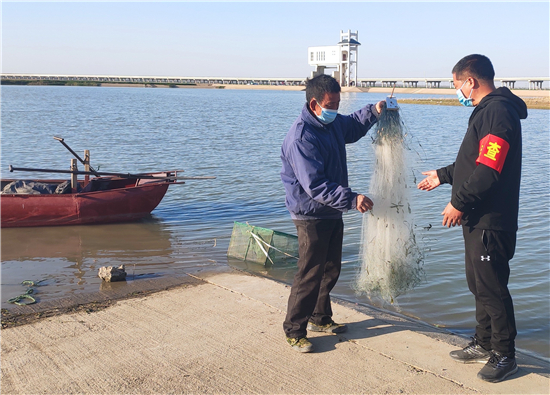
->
xmin=2 ymin=1 xmax=549 ymax=79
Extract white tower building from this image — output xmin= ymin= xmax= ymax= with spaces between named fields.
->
xmin=307 ymin=30 xmax=360 ymax=87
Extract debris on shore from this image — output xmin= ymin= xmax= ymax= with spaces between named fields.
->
xmin=98 ymin=265 xmax=127 ymax=282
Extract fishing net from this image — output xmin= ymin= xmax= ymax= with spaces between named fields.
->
xmin=227 ymin=222 xmax=299 ymax=265
xmin=355 ymin=106 xmax=424 ymax=304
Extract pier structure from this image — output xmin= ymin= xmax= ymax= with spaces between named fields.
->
xmin=1 ymin=74 xmax=548 ymax=90
xmin=358 ymin=77 xmax=549 ymax=90
xmin=499 ymin=78 xmax=547 ymax=90
xmin=364 ymin=78 xmax=452 ymax=89
xmin=307 ymin=30 xmax=360 ymax=87
xmin=0 ymin=74 xmax=306 ymax=86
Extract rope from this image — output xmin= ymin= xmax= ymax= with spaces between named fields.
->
xmin=247 ymin=230 xmax=299 ymax=263
xmin=8 ymin=288 xmax=36 ymax=306
xmin=7 ymin=279 xmax=46 ymax=306
xmin=21 ymin=280 xmax=46 ymax=287
xmin=248 ymin=232 xmax=274 ymax=265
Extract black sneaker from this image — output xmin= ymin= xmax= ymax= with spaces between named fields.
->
xmin=449 ymin=337 xmax=491 ymax=363
xmin=307 ymin=320 xmax=347 ymax=333
xmin=477 ymin=351 xmax=518 ymax=383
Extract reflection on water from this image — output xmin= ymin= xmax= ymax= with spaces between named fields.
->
xmin=1 ymin=217 xmax=173 ymax=262
xmin=1 ymin=86 xmax=548 ymax=361
xmin=1 ymin=218 xmax=223 ymax=308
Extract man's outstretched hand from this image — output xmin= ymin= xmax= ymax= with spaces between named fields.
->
xmin=356 ymin=194 xmax=374 ymax=213
xmin=417 ymin=170 xmax=441 ymax=191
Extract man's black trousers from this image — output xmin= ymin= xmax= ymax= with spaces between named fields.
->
xmin=463 ymin=226 xmax=517 ymax=357
xmin=283 ymin=218 xmax=344 ymax=339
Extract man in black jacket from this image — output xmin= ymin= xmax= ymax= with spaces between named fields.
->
xmin=418 ymin=54 xmax=527 ymax=383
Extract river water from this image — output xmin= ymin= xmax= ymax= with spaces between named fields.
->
xmin=1 ymin=85 xmax=548 ymax=361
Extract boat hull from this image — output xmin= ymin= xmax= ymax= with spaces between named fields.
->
xmin=1 ymin=182 xmax=170 ymax=227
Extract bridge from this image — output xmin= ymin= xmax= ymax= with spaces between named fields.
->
xmin=358 ymin=77 xmax=549 ymax=90
xmin=1 ymin=74 xmax=306 ymax=87
xmin=1 ymin=73 xmax=549 ymax=90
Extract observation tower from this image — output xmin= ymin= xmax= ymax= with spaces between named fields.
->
xmin=307 ymin=30 xmax=360 ymax=87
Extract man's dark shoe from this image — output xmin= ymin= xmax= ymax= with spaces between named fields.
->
xmin=477 ymin=351 xmax=518 ymax=383
xmin=307 ymin=320 xmax=347 ymax=333
xmin=286 ymin=336 xmax=313 ymax=353
xmin=449 ymin=337 xmax=491 ymax=363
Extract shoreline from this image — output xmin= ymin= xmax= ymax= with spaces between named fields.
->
xmin=2 ymin=82 xmax=547 ymax=109
xmin=2 ymin=268 xmax=548 ymax=393
xmin=3 ymin=80 xmax=549 ymax=99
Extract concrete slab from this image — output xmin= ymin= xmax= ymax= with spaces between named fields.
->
xmin=2 ymin=271 xmax=548 ymax=394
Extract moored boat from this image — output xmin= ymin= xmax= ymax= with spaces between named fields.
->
xmin=1 ymin=173 xmax=177 ymax=227
xmin=2 ymin=137 xmax=214 ymax=228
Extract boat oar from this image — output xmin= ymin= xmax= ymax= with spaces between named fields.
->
xmin=8 ymin=165 xmax=216 ymax=180
xmin=53 ymin=136 xmax=101 ymax=176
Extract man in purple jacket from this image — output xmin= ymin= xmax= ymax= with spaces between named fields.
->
xmin=280 ymin=74 xmax=384 ymax=352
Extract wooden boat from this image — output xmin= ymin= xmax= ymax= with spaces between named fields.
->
xmin=1 ymin=173 xmax=179 ymax=228
xmin=2 ymin=137 xmax=214 ymax=228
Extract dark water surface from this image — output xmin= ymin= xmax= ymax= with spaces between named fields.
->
xmin=1 ymin=86 xmax=548 ymax=360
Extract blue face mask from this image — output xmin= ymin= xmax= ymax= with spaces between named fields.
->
xmin=456 ymin=80 xmax=474 ymax=107
xmin=315 ymin=102 xmax=338 ymax=124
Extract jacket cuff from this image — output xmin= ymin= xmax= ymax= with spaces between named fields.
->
xmin=450 ymin=196 xmax=465 ymax=212
xmin=436 ymin=168 xmax=450 ymax=185
xmin=349 ymin=192 xmax=358 ymax=210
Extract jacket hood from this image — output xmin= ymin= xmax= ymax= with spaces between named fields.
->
xmin=476 ymin=87 xmax=528 ymax=120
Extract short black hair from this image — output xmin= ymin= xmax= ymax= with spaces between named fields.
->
xmin=452 ymin=54 xmax=495 ymax=82
xmin=305 ymin=74 xmax=341 ymax=104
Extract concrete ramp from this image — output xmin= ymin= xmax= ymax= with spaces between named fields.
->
xmin=2 ymin=271 xmax=548 ymax=394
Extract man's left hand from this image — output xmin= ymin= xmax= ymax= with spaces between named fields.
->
xmin=356 ymin=194 xmax=374 ymax=213
xmin=441 ymin=202 xmax=463 ymax=228
xmin=375 ymin=100 xmax=385 ymax=114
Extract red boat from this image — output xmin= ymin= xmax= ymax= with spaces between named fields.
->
xmin=2 ymin=137 xmax=215 ymax=228
xmin=1 ymin=173 xmax=178 ymax=228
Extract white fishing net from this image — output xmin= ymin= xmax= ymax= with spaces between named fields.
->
xmin=355 ymin=107 xmax=424 ymax=304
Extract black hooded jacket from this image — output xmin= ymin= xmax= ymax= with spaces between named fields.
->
xmin=436 ymin=87 xmax=528 ymax=231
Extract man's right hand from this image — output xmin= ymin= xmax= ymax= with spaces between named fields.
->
xmin=356 ymin=194 xmax=374 ymax=213
xmin=375 ymin=100 xmax=385 ymax=114
xmin=417 ymin=170 xmax=441 ymax=191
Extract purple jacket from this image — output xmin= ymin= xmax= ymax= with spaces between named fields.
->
xmin=281 ymin=103 xmax=379 ymax=220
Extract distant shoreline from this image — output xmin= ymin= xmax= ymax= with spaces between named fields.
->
xmin=397 ymin=97 xmax=550 ymax=110
xmin=2 ymin=79 xmax=548 ymax=107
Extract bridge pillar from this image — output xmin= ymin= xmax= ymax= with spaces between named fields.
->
xmin=425 ymin=80 xmax=441 ymax=88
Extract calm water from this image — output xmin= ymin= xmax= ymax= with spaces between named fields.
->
xmin=1 ymin=86 xmax=549 ymax=360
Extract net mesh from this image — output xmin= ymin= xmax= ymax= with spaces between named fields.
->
xmin=227 ymin=222 xmax=299 ymax=265
xmin=355 ymin=107 xmax=424 ymax=304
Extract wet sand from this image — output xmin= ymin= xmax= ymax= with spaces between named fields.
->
xmin=2 ymin=268 xmax=548 ymax=394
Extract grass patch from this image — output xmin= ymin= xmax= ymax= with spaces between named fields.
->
xmin=398 ymin=97 xmax=549 ymax=110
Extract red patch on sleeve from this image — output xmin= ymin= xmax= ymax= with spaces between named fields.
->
xmin=476 ymin=134 xmax=510 ymax=173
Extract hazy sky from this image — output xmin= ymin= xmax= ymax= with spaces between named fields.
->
xmin=2 ymin=1 xmax=549 ymax=78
